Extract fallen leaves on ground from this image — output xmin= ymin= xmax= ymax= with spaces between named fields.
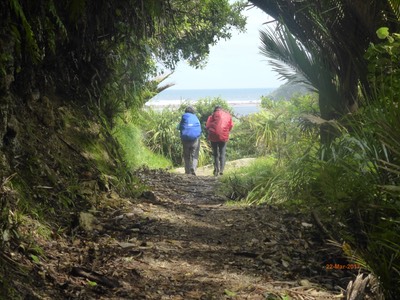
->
xmin=7 ymin=169 xmax=357 ymax=299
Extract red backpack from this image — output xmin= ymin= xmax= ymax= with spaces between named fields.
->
xmin=206 ymin=110 xmax=233 ymax=142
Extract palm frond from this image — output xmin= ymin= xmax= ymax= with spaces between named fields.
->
xmin=259 ymin=25 xmax=341 ymax=112
xmin=388 ymin=0 xmax=400 ymax=21
xmin=259 ymin=27 xmax=313 ymax=89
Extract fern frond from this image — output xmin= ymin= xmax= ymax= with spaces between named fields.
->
xmin=47 ymin=0 xmax=68 ymax=40
xmin=388 ymin=0 xmax=400 ymax=21
xmin=8 ymin=0 xmax=41 ymax=62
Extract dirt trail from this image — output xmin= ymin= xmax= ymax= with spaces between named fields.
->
xmin=15 ymin=169 xmax=355 ymax=299
xmin=172 ymin=158 xmax=256 ymax=176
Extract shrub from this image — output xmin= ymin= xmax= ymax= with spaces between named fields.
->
xmin=137 ymin=107 xmax=183 ymax=166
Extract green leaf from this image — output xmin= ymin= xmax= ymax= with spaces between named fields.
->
xmin=224 ymin=289 xmax=237 ymax=297
xmin=30 ymin=254 xmax=40 ymax=264
xmin=87 ymin=280 xmax=97 ymax=287
xmin=376 ymin=27 xmax=390 ymax=39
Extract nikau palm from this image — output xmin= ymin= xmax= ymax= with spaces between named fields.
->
xmin=250 ymin=0 xmax=400 ymax=144
xmin=259 ymin=25 xmax=342 ymax=144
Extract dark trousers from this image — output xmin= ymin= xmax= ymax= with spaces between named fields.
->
xmin=182 ymin=138 xmax=200 ymax=174
xmin=211 ymin=141 xmax=227 ymax=175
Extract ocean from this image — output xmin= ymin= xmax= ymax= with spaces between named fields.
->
xmin=146 ymin=88 xmax=276 ymax=116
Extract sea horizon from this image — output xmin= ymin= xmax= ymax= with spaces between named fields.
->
xmin=146 ymin=87 xmax=276 ymax=116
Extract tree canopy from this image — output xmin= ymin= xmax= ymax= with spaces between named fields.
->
xmin=0 ymin=0 xmax=246 ymax=112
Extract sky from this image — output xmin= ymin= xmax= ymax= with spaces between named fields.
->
xmin=162 ymin=5 xmax=285 ymax=90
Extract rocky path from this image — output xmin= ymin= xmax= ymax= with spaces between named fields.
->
xmin=14 ymin=169 xmax=355 ymax=299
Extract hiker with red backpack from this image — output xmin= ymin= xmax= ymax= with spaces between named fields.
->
xmin=206 ymin=106 xmax=234 ymax=176
xmin=178 ymin=106 xmax=202 ymax=175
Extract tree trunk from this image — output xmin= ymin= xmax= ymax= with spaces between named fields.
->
xmin=0 ymin=34 xmax=16 ymax=178
xmin=318 ymin=95 xmax=339 ymax=146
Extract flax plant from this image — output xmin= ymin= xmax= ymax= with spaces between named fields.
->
xmin=139 ymin=108 xmax=183 ymax=166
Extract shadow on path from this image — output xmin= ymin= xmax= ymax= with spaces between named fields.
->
xmin=27 ymin=169 xmax=355 ymax=299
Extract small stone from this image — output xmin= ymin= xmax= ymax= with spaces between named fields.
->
xmin=262 ymin=258 xmax=275 ymax=266
xmin=301 ymin=222 xmax=313 ymax=228
xmin=118 ymin=242 xmax=137 ymax=249
xmin=299 ymin=279 xmax=312 ymax=287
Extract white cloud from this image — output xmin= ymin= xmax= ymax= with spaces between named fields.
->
xmin=164 ymin=5 xmax=284 ymax=90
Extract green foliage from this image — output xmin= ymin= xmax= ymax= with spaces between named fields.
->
xmin=253 ymin=0 xmax=400 ymax=117
xmin=77 ymin=0 xmax=244 ymax=130
xmin=8 ymin=0 xmax=41 ymax=63
xmin=360 ymin=223 xmax=400 ymax=299
xmin=0 ymin=174 xmax=20 ymax=249
xmin=339 ymin=106 xmax=400 ymax=298
xmin=219 ymin=156 xmax=277 ymax=201
xmin=365 ymin=28 xmax=400 ymax=102
xmin=259 ymin=24 xmax=343 ymax=125
xmin=1 ymin=0 xmax=68 ymax=76
xmin=198 ymin=139 xmax=212 ymax=167
xmin=230 ymin=94 xmax=319 ymax=159
xmin=220 ymin=94 xmax=320 ymax=201
xmin=223 ymin=41 xmax=400 ymax=296
xmin=266 ymin=82 xmax=310 ymax=101
xmin=228 ymin=109 xmax=399 ymax=297
xmin=353 ymin=36 xmax=400 ymax=297
xmin=228 ymin=119 xmax=258 ymax=160
xmin=240 ymin=141 xmax=320 ymax=205
xmin=154 ymin=0 xmax=246 ymax=68
xmin=114 ymin=116 xmax=172 ymax=169
xmin=138 ymin=107 xmax=183 ymax=166
xmin=0 ymin=0 xmax=247 ymax=137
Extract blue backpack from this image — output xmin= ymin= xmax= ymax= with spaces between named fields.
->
xmin=180 ymin=113 xmax=201 ymax=141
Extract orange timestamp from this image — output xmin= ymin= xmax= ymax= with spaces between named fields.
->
xmin=326 ymin=263 xmax=360 ymax=270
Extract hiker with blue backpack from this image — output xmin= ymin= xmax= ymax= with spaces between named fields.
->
xmin=178 ymin=106 xmax=202 ymax=175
